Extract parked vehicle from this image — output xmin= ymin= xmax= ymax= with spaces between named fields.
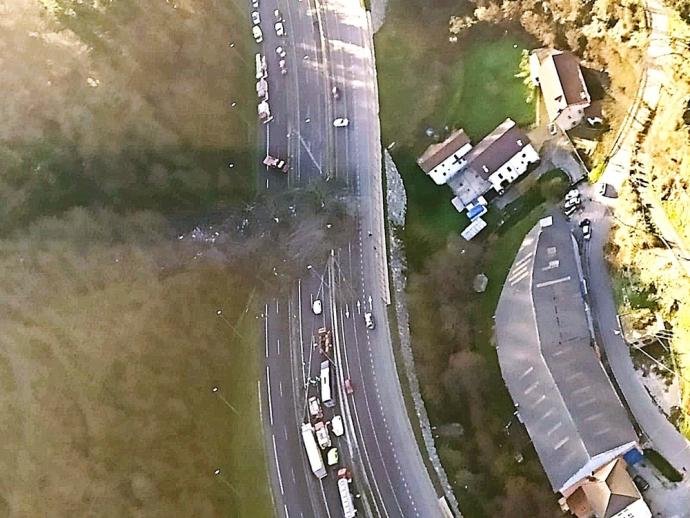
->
xmin=331 ymin=415 xmax=344 ymax=436
xmin=312 ymin=299 xmax=322 ymax=315
xmin=251 ymin=0 xmax=259 ymax=8
xmin=274 ymin=9 xmax=282 ymax=21
xmin=364 ymin=312 xmax=375 ymax=330
xmin=251 ymin=11 xmax=260 ymax=25
xmin=262 ymin=155 xmax=287 ymax=172
xmin=580 ymin=218 xmax=591 ymax=240
xmin=564 ymin=204 xmax=577 ymax=218
xmin=275 ymin=46 xmax=286 ymax=58
xmin=327 ymin=447 xmax=339 ymax=466
xmin=565 ymin=188 xmax=580 ymax=200
xmin=337 ymin=468 xmax=357 ymax=518
xmin=256 ymin=78 xmax=268 ymax=101
xmin=301 ymin=423 xmax=327 ymax=479
xmin=308 ymin=396 xmax=323 ymax=420
xmin=564 ymin=196 xmax=581 ymax=210
xmin=252 ymin=25 xmax=263 ymax=43
xmin=598 ymin=182 xmax=609 ymax=197
xmin=333 ymin=117 xmax=349 ymax=127
xmin=274 ymin=21 xmax=285 ymax=36
xmin=258 ymin=101 xmax=272 ymax=123
xmin=255 ymin=53 xmax=267 ymax=80
xmin=344 ymin=378 xmax=354 ymax=395
xmin=633 ymin=475 xmax=649 ymax=492
xmin=332 ymin=86 xmax=341 ymax=100
xmin=278 ymin=59 xmax=287 ymax=75
xmin=315 ymin=421 xmax=331 ymax=449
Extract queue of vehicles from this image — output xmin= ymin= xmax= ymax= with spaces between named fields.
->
xmin=299 ymin=319 xmax=358 ymax=516
xmin=252 ymin=2 xmax=357 ymax=514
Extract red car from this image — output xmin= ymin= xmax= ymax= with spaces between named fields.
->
xmin=344 ymin=378 xmax=354 ymax=395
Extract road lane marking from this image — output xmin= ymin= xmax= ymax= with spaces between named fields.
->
xmin=279 ymin=380 xmax=283 ymax=398
xmin=284 ymin=504 xmax=290 ymax=518
xmin=257 ymin=380 xmax=263 ymax=424
xmin=266 ymin=365 xmax=274 ymax=425
xmin=272 ymin=434 xmax=284 ymax=495
xmin=265 ymin=306 xmax=269 ymax=358
xmin=277 ymin=338 xmax=281 ymax=356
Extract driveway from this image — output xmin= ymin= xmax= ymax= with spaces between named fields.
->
xmin=577 ymin=189 xmax=690 ymax=475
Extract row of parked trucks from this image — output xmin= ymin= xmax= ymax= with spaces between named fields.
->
xmin=255 ymin=52 xmax=290 ymax=174
xmin=301 ymin=326 xmax=356 ymax=517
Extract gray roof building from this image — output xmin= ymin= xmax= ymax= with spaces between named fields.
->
xmin=495 ymin=215 xmax=638 ymax=494
xmin=462 ymin=119 xmax=533 ymax=180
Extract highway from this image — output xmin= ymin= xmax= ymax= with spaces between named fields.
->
xmin=252 ymin=0 xmax=445 ymax=516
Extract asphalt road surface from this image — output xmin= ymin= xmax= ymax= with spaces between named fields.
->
xmin=252 ymin=0 xmax=445 ymax=516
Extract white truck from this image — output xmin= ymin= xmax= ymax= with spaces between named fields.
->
xmin=256 ymin=78 xmax=268 ymax=101
xmin=301 ymin=423 xmax=327 ymax=479
xmin=258 ymin=101 xmax=273 ymax=124
xmin=255 ymin=53 xmax=267 ymax=80
xmin=314 ymin=421 xmax=331 ymax=449
xmin=337 ymin=468 xmax=357 ymax=518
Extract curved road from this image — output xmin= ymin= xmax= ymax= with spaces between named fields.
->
xmin=253 ymin=0 xmax=445 ymax=516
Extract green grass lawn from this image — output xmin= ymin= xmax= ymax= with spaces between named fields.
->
xmin=439 ymin=31 xmax=536 ymax=139
xmin=376 ymin=14 xmax=536 ymax=268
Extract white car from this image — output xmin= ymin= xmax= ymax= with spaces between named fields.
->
xmin=274 ymin=21 xmax=285 ymax=36
xmin=333 ymin=118 xmax=349 ymax=127
xmin=364 ymin=312 xmax=375 ymax=330
xmin=312 ymin=299 xmax=322 ymax=315
xmin=565 ymin=188 xmax=579 ymax=201
xmin=315 ymin=422 xmax=331 ymax=449
xmin=327 ymin=447 xmax=339 ymax=466
xmin=331 ymin=415 xmax=344 ymax=436
xmin=251 ymin=11 xmax=260 ymax=25
xmin=252 ymin=26 xmax=263 ymax=44
xmin=274 ymin=9 xmax=283 ymax=21
xmin=275 ymin=46 xmax=286 ymax=58
xmin=279 ymin=59 xmax=287 ymax=75
xmin=251 ymin=0 xmax=259 ymax=7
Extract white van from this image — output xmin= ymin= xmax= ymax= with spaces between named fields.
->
xmin=252 ymin=26 xmax=263 ymax=44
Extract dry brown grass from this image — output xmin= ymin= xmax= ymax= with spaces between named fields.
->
xmin=0 ymin=0 xmax=272 ymax=514
xmin=0 ymin=210 xmax=272 ymax=516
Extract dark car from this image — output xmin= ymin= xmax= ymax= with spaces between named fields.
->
xmin=580 ymin=218 xmax=592 ymax=240
xmin=633 ymin=475 xmax=650 ymax=492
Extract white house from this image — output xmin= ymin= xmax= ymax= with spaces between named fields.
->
xmin=416 ymin=129 xmax=473 ymax=185
xmin=448 ymin=118 xmax=539 ymax=211
xmin=530 ymin=48 xmax=591 ymax=131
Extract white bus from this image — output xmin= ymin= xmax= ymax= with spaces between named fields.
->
xmin=320 ymin=360 xmax=335 ymax=408
xmin=337 ymin=472 xmax=357 ymax=518
xmin=255 ymin=53 xmax=267 ymax=80
xmin=301 ymin=423 xmax=327 ymax=479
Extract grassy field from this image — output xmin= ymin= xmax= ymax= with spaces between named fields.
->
xmin=0 ymin=0 xmax=272 ymax=515
xmin=0 ymin=211 xmax=272 ymax=516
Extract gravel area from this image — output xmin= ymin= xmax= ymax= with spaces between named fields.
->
xmin=385 ymin=150 xmax=463 ymax=517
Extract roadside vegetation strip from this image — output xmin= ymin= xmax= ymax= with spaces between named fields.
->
xmin=643 ymin=449 xmax=684 ymax=482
